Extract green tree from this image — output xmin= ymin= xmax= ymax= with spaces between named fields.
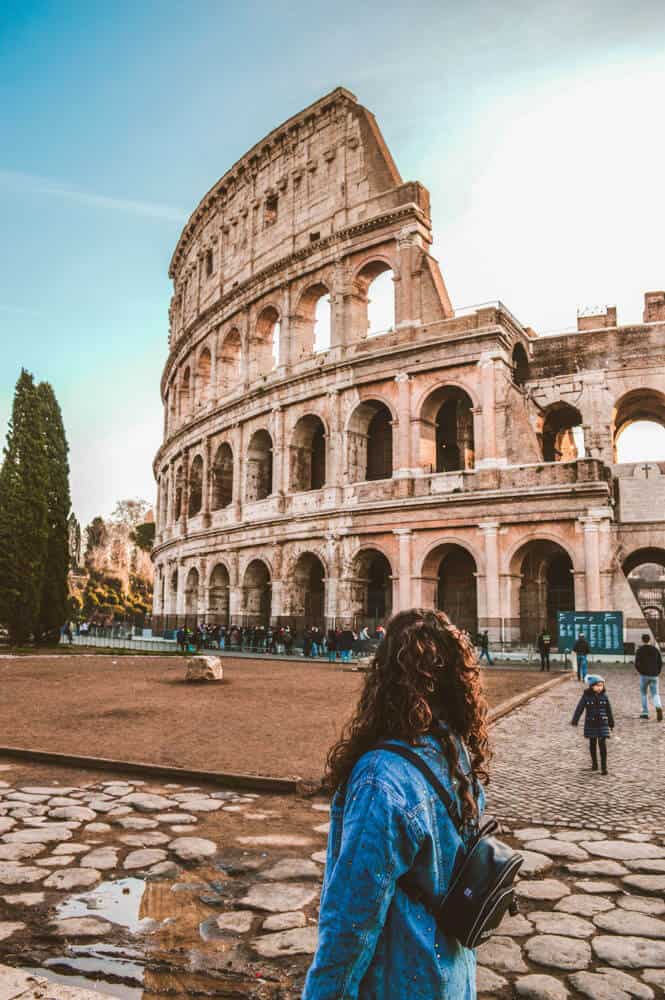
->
xmin=0 ymin=370 xmax=49 ymax=644
xmin=35 ymin=381 xmax=71 ymax=642
xmin=132 ymin=521 xmax=155 ymax=552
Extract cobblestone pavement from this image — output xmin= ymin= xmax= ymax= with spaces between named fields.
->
xmin=487 ymin=664 xmax=665 ymax=834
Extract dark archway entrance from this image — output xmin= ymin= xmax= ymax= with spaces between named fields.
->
xmin=243 ymin=560 xmax=272 ymax=625
xmin=516 ymin=541 xmax=575 ymax=644
xmin=436 ymin=546 xmax=478 ymax=636
xmin=624 ymin=548 xmax=665 ymax=643
xmin=352 ymin=550 xmax=393 ymax=627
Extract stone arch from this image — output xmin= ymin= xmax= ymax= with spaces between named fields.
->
xmin=246 ymin=429 xmax=273 ymax=502
xmin=212 ymin=442 xmax=233 ymax=509
xmin=173 ymin=465 xmax=184 ymax=521
xmin=512 ymin=343 xmax=530 ymax=386
xmin=421 ymin=542 xmax=478 ymax=635
xmin=184 ymin=566 xmax=200 ymax=617
xmin=623 ymin=547 xmax=665 ymax=643
xmin=188 ymin=454 xmax=204 ymax=516
xmin=350 ymin=547 xmax=394 ymax=626
xmin=613 ymin=388 xmax=665 ymax=463
xmin=251 ymin=305 xmax=281 ymax=380
xmin=294 ymin=282 xmax=332 ymax=358
xmin=347 ymin=399 xmax=394 ymax=482
xmin=218 ymin=328 xmax=242 ymax=390
xmin=197 ymin=347 xmax=212 ymax=407
xmin=509 ymin=538 xmax=576 ymax=644
xmin=420 ymin=385 xmax=475 ymax=472
xmin=242 ymin=559 xmax=272 ymax=625
xmin=208 ymin=562 xmax=230 ymax=623
xmin=290 ymin=551 xmax=327 ymax=622
xmin=540 ymin=402 xmax=585 ymax=462
xmin=353 ymin=258 xmax=396 ymax=338
xmin=179 ymin=367 xmax=191 ymax=420
xmin=290 ymin=414 xmax=327 ymax=492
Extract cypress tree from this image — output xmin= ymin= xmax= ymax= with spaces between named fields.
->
xmin=0 ymin=370 xmax=49 ymax=644
xmin=36 ymin=381 xmax=71 ymax=641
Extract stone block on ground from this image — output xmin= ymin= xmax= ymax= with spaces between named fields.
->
xmin=515 ymin=974 xmax=569 ymax=999
xmin=252 ymin=926 xmax=318 ymax=957
xmin=185 ymin=656 xmax=224 ymax=682
xmin=524 ymin=934 xmax=591 ymax=970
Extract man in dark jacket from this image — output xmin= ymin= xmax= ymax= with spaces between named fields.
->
xmin=537 ymin=628 xmax=552 ymax=671
xmin=635 ymin=633 xmax=663 ymax=721
xmin=573 ymin=633 xmax=590 ymax=682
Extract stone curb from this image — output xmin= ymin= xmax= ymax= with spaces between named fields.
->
xmin=0 ymin=745 xmax=298 ymax=795
xmin=488 ymin=671 xmax=573 ymax=725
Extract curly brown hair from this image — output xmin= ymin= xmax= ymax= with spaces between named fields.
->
xmin=325 ymin=609 xmax=491 ymax=823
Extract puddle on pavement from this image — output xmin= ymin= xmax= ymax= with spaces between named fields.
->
xmin=17 ymin=871 xmax=284 ymax=998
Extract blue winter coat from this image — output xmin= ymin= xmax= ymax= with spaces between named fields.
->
xmin=572 ymin=689 xmax=614 ymax=738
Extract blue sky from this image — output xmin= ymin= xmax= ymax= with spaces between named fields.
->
xmin=2 ymin=0 xmax=665 ymax=526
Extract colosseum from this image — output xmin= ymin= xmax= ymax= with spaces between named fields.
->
xmin=152 ymin=86 xmax=665 ymax=647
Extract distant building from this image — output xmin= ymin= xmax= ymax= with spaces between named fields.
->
xmin=152 ymin=88 xmax=665 ymax=646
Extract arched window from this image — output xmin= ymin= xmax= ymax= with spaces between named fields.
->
xmin=514 ymin=540 xmax=574 ymax=643
xmin=243 ymin=560 xmax=271 ymax=625
xmin=294 ymin=284 xmax=332 ymax=359
xmin=347 ymin=401 xmax=393 ymax=483
xmin=542 ymin=404 xmax=585 ymax=462
xmin=512 ymin=343 xmax=530 ymax=386
xmin=246 ymin=430 xmax=273 ymax=502
xmin=179 ymin=368 xmax=191 ymax=419
xmin=252 ymin=306 xmax=280 ymax=380
xmin=188 ymin=455 xmax=203 ymax=517
xmin=212 ymin=443 xmax=233 ymax=509
xmin=613 ymin=389 xmax=665 ymax=463
xmin=290 ymin=415 xmax=326 ymax=492
xmin=352 ymin=550 xmax=393 ymax=626
xmin=420 ymin=386 xmax=475 ymax=473
xmin=292 ymin=553 xmax=326 ymax=623
xmin=437 ymin=546 xmax=478 ymax=636
xmin=197 ymin=348 xmax=212 ymax=407
xmin=354 ymin=261 xmax=395 ymax=338
xmin=219 ymin=329 xmax=242 ymax=390
xmin=209 ymin=563 xmax=230 ymax=624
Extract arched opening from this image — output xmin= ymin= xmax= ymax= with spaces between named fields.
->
xmin=179 ymin=368 xmax=191 ymax=420
xmin=219 ymin=329 xmax=242 ymax=390
xmin=352 ymin=550 xmax=393 ymax=626
xmin=170 ymin=569 xmax=178 ymax=608
xmin=515 ymin=540 xmax=575 ymax=644
xmin=243 ymin=560 xmax=271 ymax=625
xmin=252 ymin=306 xmax=280 ymax=380
xmin=209 ymin=563 xmax=230 ymax=624
xmin=295 ymin=284 xmax=332 ymax=358
xmin=542 ymin=404 xmax=585 ymax=462
xmin=347 ymin=400 xmax=393 ymax=483
xmin=188 ymin=455 xmax=203 ymax=517
xmin=246 ymin=429 xmax=273 ymax=502
xmin=354 ymin=261 xmax=395 ymax=338
xmin=623 ymin=548 xmax=665 ymax=643
xmin=614 ymin=389 xmax=665 ymax=463
xmin=420 ymin=386 xmax=475 ymax=472
xmin=184 ymin=567 xmax=199 ymax=617
xmin=512 ymin=343 xmax=530 ymax=387
xmin=174 ymin=466 xmax=184 ymax=521
xmin=436 ymin=546 xmax=478 ymax=635
xmin=212 ymin=443 xmax=233 ymax=509
xmin=293 ymin=553 xmax=326 ymax=623
xmin=290 ymin=415 xmax=326 ymax=492
xmin=197 ymin=348 xmax=212 ymax=407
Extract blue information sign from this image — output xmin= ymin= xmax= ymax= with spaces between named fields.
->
xmin=558 ymin=611 xmax=624 ymax=654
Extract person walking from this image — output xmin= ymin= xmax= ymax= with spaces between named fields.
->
xmin=537 ymin=627 xmax=552 ymax=671
xmin=571 ymin=673 xmax=615 ymax=774
xmin=326 ymin=628 xmax=337 ymax=663
xmin=478 ymin=629 xmax=493 ymax=665
xmin=573 ymin=632 xmax=590 ymax=682
xmin=338 ymin=624 xmax=355 ymax=664
xmin=635 ymin=633 xmax=663 ymax=721
xmin=302 ymin=609 xmax=490 ymax=1000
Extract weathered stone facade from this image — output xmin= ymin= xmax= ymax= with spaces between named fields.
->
xmin=152 ymin=87 xmax=665 ymax=644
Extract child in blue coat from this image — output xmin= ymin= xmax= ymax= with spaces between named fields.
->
xmin=571 ymin=674 xmax=614 ymax=774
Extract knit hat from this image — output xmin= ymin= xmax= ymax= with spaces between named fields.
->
xmin=586 ymin=674 xmax=605 ymax=687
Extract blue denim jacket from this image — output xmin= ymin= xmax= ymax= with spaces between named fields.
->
xmin=302 ymin=732 xmax=484 ymax=999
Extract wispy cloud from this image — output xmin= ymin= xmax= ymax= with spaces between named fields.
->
xmin=0 ymin=169 xmax=188 ymax=223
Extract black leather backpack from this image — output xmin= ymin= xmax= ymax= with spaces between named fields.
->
xmin=375 ymin=742 xmax=523 ymax=949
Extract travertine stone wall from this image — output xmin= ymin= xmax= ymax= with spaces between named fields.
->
xmin=152 ymin=88 xmax=665 ymax=646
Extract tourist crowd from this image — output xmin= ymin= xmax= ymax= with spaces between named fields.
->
xmin=173 ymin=621 xmax=387 ymax=659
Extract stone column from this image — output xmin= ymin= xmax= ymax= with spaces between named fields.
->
xmin=279 ymin=283 xmax=291 ymax=369
xmin=477 ymin=353 xmax=499 ymax=468
xmin=331 ymin=260 xmax=350 ymax=349
xmin=394 ymin=528 xmax=413 ymax=611
xmin=176 ymin=560 xmax=187 ymax=617
xmin=271 ymin=405 xmax=285 ymax=498
xmin=232 ymin=423 xmax=243 ymax=519
xmin=581 ymin=515 xmax=602 ymax=610
xmin=199 ymin=557 xmax=208 ymax=619
xmin=394 ymin=373 xmax=412 ymax=473
xmin=228 ymin=552 xmax=242 ymax=621
xmin=395 ymin=227 xmax=422 ymax=328
xmin=240 ymin=311 xmax=251 ymax=389
xmin=480 ymin=522 xmax=501 ymax=641
xmin=270 ymin=544 xmax=284 ymax=623
xmin=180 ymin=448 xmax=190 ymax=535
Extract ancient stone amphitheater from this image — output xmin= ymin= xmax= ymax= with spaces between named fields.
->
xmin=152 ymin=87 xmax=665 ymax=645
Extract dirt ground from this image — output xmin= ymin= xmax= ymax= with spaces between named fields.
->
xmin=0 ymin=655 xmax=547 ymax=781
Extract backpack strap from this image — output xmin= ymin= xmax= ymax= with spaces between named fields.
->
xmin=374 ymin=741 xmax=463 ymax=833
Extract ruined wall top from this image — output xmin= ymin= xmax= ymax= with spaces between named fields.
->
xmin=169 ymin=87 xmax=424 ymax=285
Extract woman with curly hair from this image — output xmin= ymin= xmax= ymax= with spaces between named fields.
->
xmin=302 ymin=608 xmax=491 ymax=1000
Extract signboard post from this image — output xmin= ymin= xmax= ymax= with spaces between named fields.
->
xmin=557 ymin=611 xmax=624 ymax=655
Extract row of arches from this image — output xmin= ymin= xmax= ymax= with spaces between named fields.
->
xmin=170 ymin=539 xmax=576 ymax=641
xmin=167 ymin=262 xmax=398 ymax=428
